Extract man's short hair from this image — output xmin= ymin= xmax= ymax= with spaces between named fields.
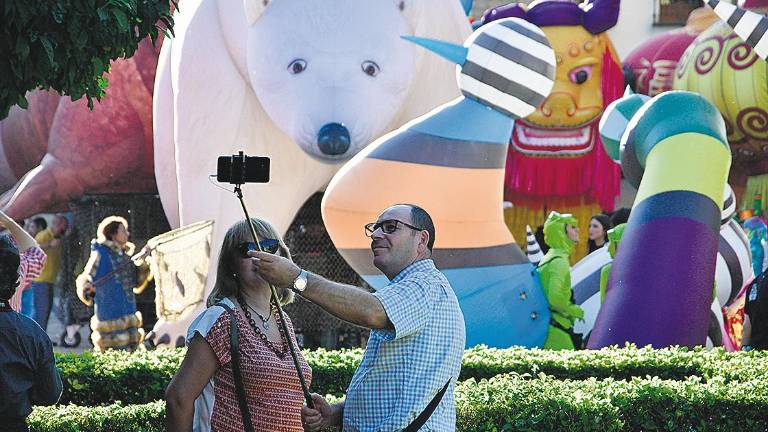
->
xmin=0 ymin=235 xmax=20 ymax=300
xmin=403 ymin=204 xmax=435 ymax=252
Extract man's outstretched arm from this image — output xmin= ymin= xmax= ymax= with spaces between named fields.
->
xmin=250 ymin=251 xmax=391 ymax=329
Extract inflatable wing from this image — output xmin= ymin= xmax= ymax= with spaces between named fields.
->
xmin=322 ymin=18 xmax=556 ymax=348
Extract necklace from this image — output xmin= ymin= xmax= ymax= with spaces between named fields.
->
xmin=244 ymin=301 xmax=273 ymax=330
xmin=236 ymin=295 xmax=287 ymax=358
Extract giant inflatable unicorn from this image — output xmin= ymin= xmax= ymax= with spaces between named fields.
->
xmin=322 ymin=17 xmax=557 ymax=347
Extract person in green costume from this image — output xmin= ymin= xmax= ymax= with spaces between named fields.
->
xmin=599 ymin=223 xmax=626 ymax=303
xmin=537 ymin=211 xmax=585 ymax=350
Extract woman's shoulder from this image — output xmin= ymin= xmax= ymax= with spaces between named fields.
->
xmin=187 ymin=298 xmax=237 ymax=341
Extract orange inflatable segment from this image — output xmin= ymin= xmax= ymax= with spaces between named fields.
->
xmin=323 ymin=158 xmax=515 ymax=250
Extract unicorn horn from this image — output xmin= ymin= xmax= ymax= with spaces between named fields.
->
xmin=707 ymin=0 xmax=768 ymax=60
xmin=526 ymin=224 xmax=544 ymax=265
xmin=400 ymin=35 xmax=468 ymax=66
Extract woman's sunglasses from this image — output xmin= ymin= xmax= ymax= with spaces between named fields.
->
xmin=237 ymin=239 xmax=280 ymax=257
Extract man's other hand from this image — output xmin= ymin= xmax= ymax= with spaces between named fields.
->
xmin=301 ymin=393 xmax=332 ymax=431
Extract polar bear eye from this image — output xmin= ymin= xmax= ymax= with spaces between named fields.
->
xmin=361 ymin=61 xmax=380 ymax=77
xmin=288 ymin=59 xmax=307 ymax=75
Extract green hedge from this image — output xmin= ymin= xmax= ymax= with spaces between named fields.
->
xmin=54 ymin=346 xmax=768 ymax=406
xmin=30 ymin=374 xmax=768 ymax=432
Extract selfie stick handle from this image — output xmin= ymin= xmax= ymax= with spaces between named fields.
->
xmin=234 ymin=184 xmax=314 ymax=409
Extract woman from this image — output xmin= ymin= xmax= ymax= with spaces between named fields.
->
xmin=587 ymin=214 xmax=612 ymax=254
xmin=166 ymin=217 xmax=311 ymax=432
xmin=76 ymin=216 xmax=150 ymax=351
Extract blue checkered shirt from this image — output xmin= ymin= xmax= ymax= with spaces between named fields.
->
xmin=343 ymin=259 xmax=465 ymax=431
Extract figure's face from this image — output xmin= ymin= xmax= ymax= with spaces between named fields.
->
xmin=369 ymin=205 xmax=422 ymax=278
xmin=246 ymin=0 xmax=416 ymax=161
xmin=524 ymin=26 xmax=606 ymax=128
xmin=566 ymin=224 xmax=580 ymax=243
xmin=26 ymin=222 xmax=40 ymax=237
xmin=588 ymin=218 xmax=605 ymax=241
xmin=113 ymin=224 xmax=129 ymax=246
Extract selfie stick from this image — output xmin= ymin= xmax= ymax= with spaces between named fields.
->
xmin=233 ymin=183 xmax=314 ymax=408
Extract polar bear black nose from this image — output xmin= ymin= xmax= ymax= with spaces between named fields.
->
xmin=317 ymin=123 xmax=351 ymax=155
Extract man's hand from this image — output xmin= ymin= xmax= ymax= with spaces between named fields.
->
xmin=301 ymin=394 xmax=333 ymax=431
xmin=249 ymin=250 xmax=301 ymax=288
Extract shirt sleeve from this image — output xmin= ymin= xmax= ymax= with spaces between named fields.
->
xmin=373 ymin=276 xmax=437 ymax=340
xmin=20 ymin=246 xmax=46 ymax=285
xmin=30 ymin=334 xmax=63 ymax=406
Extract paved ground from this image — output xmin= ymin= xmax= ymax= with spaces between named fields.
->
xmin=46 ymin=295 xmax=92 ymax=354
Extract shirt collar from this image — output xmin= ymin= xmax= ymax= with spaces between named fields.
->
xmin=389 ymin=258 xmax=435 ymax=284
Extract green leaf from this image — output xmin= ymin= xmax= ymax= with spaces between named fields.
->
xmin=112 ymin=8 xmax=129 ymax=31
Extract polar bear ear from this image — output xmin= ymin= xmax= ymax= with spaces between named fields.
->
xmin=244 ymin=0 xmax=270 ymax=26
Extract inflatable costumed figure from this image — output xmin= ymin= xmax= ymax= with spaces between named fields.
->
xmin=599 ymin=222 xmax=625 ymax=303
xmin=479 ymin=0 xmax=624 ymax=260
xmin=322 ymin=17 xmax=557 ymax=348
xmin=76 ymin=216 xmax=151 ymax=350
xmin=538 ymin=211 xmax=584 ymax=349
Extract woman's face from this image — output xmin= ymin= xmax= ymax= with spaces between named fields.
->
xmin=588 ymin=218 xmax=605 ymax=241
xmin=113 ymin=224 xmax=130 ymax=246
xmin=232 ymin=237 xmax=280 ymax=291
xmin=566 ymin=224 xmax=580 ymax=243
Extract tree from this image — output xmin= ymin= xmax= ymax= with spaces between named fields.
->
xmin=0 ymin=0 xmax=174 ymax=119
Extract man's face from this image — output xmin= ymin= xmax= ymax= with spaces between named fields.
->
xmin=370 ymin=205 xmax=422 ymax=278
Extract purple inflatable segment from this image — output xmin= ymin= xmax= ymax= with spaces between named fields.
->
xmin=480 ymin=0 xmax=620 ymax=34
xmin=588 ymin=217 xmax=718 ymax=348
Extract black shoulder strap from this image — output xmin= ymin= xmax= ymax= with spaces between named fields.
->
xmin=403 ymin=379 xmax=451 ymax=432
xmin=217 ymin=302 xmax=254 ymax=432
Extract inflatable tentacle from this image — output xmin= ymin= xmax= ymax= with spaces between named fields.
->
xmin=589 ymin=91 xmax=731 ymax=348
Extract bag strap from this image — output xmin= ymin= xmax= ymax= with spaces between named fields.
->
xmin=402 ymin=379 xmax=451 ymax=432
xmin=217 ymin=302 xmax=254 ymax=432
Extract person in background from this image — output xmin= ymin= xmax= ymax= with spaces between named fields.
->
xmin=587 ymin=214 xmax=612 ymax=254
xmin=599 ymin=223 xmax=626 ymax=303
xmin=4 ymin=213 xmax=47 ymax=315
xmin=76 ymin=216 xmax=151 ymax=351
xmin=537 ymin=211 xmax=584 ymax=350
xmin=30 ymin=215 xmax=68 ymax=331
xmin=743 ymin=267 xmax=768 ymax=351
xmin=0 ymin=228 xmax=59 ymax=432
xmin=18 ymin=217 xmax=47 ymax=317
xmin=610 ymin=207 xmax=631 ymax=227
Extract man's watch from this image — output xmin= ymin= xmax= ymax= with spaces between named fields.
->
xmin=292 ymin=269 xmax=308 ymax=293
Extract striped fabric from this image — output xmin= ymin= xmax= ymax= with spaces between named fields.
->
xmin=721 ymin=183 xmax=736 ymax=226
xmin=459 ymin=18 xmax=555 ymax=119
xmin=525 ymin=224 xmax=544 ymax=265
xmin=8 ymin=245 xmax=47 ymax=312
xmin=707 ymin=0 xmax=768 ymax=60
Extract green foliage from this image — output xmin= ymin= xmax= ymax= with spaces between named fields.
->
xmin=28 ymin=374 xmax=768 ymax=431
xmin=0 ymin=0 xmax=175 ymax=119
xmin=53 ymin=346 xmax=768 ymax=407
xmin=28 ymin=401 xmax=165 ymax=432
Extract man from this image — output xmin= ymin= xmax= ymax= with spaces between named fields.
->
xmin=743 ymin=267 xmax=768 ymax=351
xmin=537 ymin=211 xmax=584 ymax=350
xmin=4 ymin=213 xmax=46 ymax=314
xmin=0 ymin=235 xmax=62 ymax=432
xmin=252 ymin=204 xmax=465 ymax=431
xmin=31 ymin=214 xmax=68 ymax=331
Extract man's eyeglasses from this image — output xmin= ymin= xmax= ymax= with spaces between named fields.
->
xmin=364 ymin=219 xmax=423 ymax=237
xmin=237 ymin=239 xmax=280 ymax=257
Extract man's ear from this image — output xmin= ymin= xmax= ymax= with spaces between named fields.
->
xmin=419 ymin=230 xmax=430 ymax=253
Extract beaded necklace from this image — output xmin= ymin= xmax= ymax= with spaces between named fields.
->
xmin=236 ymin=295 xmax=287 ymax=358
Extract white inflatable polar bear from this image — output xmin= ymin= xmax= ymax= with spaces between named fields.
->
xmin=152 ymin=0 xmax=471 ymax=345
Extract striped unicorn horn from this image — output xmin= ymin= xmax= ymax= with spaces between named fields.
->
xmin=707 ymin=0 xmax=768 ymax=60
xmin=525 ymin=224 xmax=544 ymax=265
